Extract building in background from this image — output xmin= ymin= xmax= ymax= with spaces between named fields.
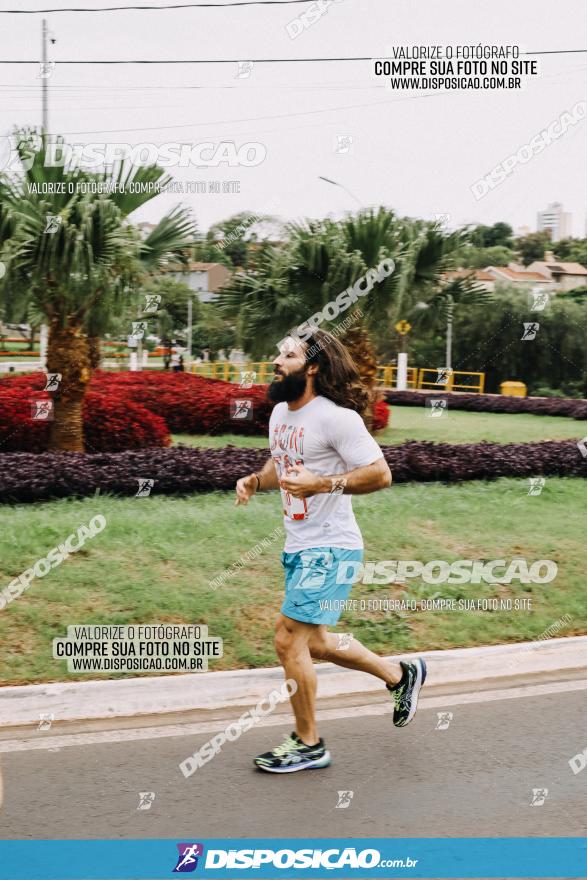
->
xmin=527 ymin=252 xmax=587 ymax=292
xmin=537 ymin=202 xmax=572 ymax=241
xmin=484 ymin=265 xmax=556 ymax=290
xmin=443 ymin=269 xmax=496 ymax=292
xmin=165 ymin=261 xmax=231 ymax=303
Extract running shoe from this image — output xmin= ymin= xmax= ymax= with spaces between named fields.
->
xmin=388 ymin=658 xmax=427 ymax=727
xmin=253 ymin=732 xmax=331 ymax=773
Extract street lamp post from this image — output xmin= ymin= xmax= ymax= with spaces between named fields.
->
xmin=186 ymin=294 xmax=193 ymax=371
xmin=445 ymin=294 xmax=454 ymax=371
xmin=318 ymin=175 xmax=362 ymax=207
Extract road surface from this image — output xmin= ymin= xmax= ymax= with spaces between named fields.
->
xmin=0 ymin=683 xmax=585 ymax=839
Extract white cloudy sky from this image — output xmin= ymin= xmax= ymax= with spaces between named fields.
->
xmin=0 ymin=0 xmax=585 ymax=235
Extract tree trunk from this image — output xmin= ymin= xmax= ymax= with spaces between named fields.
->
xmin=87 ymin=335 xmax=102 ymax=370
xmin=46 ymin=322 xmax=92 ymax=452
xmin=343 ymin=322 xmax=379 ymax=431
xmin=28 ymin=326 xmax=36 ymax=351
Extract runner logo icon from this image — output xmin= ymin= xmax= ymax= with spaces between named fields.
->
xmin=173 ymin=843 xmax=204 ymax=872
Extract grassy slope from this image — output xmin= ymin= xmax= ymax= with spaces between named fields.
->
xmin=173 ymin=406 xmax=587 ymax=449
xmin=0 ymin=477 xmax=583 ymax=684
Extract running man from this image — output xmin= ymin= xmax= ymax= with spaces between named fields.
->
xmin=235 ymin=329 xmax=427 ymax=773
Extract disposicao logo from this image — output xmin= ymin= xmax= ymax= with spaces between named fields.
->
xmin=173 ymin=843 xmax=204 ymax=872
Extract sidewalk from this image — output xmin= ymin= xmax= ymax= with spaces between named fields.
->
xmin=1 ymin=637 xmax=586 ymax=739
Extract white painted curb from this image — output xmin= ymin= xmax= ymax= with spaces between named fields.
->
xmin=1 ymin=637 xmax=586 ymax=733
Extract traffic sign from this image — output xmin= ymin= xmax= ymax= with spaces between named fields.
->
xmin=395 ymin=320 xmax=412 ymax=335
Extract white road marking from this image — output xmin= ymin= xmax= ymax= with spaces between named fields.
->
xmin=1 ymin=678 xmax=585 ymax=754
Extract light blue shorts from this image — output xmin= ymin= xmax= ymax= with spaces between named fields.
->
xmin=280 ymin=546 xmax=364 ymax=626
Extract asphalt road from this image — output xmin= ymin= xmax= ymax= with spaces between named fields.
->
xmin=0 ymin=688 xmax=585 ymax=839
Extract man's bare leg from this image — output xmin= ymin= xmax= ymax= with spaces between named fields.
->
xmin=308 ymin=626 xmax=403 ymax=686
xmin=274 ymin=614 xmax=320 ymax=745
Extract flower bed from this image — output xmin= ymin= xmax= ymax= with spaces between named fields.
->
xmin=0 ymin=371 xmax=390 ymax=452
xmin=91 ymin=370 xmax=275 ymax=435
xmin=384 ymin=389 xmax=587 ymax=419
xmin=0 ymin=387 xmax=171 ymax=453
xmin=0 ymin=439 xmax=583 ymax=503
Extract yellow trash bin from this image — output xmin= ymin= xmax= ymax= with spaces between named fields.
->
xmin=500 ymin=381 xmax=527 ymax=398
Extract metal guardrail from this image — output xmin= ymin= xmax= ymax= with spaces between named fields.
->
xmin=376 ymin=365 xmax=419 ymax=389
xmin=0 ymin=357 xmax=486 ymax=393
xmin=191 ymin=361 xmax=273 ymax=383
xmin=191 ymin=362 xmax=486 ymax=393
xmin=417 ymin=368 xmax=485 ymax=394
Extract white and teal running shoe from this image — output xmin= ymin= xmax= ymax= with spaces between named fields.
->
xmin=254 ymin=732 xmax=331 ymax=773
xmin=388 ymin=658 xmax=427 ymax=727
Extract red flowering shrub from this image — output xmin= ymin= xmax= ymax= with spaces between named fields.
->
xmin=0 ymin=386 xmax=48 ymax=452
xmin=372 ymin=399 xmax=390 ymax=432
xmin=90 ymin=370 xmax=273 ymax=435
xmin=0 ymin=370 xmax=388 ymax=452
xmin=0 ymin=379 xmax=170 ymax=453
xmin=84 ymin=393 xmax=170 ymax=452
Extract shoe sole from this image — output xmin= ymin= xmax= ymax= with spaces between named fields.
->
xmin=395 ymin=658 xmax=427 ymax=727
xmin=254 ymin=751 xmax=332 ymax=773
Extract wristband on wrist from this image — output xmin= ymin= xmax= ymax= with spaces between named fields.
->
xmin=329 ymin=476 xmax=347 ymax=495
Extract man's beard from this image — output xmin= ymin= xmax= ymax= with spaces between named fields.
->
xmin=267 ymin=367 xmax=308 ymax=403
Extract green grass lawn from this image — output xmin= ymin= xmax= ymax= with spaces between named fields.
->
xmin=0 ymin=478 xmax=584 ymax=685
xmin=173 ymin=405 xmax=587 ymax=449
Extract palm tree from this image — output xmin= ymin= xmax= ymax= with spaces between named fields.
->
xmin=218 ymin=208 xmax=403 ymax=363
xmin=0 ymin=133 xmax=196 ymax=450
xmin=217 ymin=208 xmax=469 ymax=422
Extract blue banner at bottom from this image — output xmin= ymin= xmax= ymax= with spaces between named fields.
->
xmin=0 ymin=838 xmax=586 ymax=879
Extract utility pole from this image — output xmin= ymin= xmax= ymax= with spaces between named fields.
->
xmin=41 ymin=19 xmax=49 ymax=134
xmin=186 ymin=295 xmax=193 ymax=371
xmin=39 ymin=19 xmax=50 ymax=373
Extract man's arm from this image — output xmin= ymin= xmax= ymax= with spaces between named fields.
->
xmin=234 ymin=457 xmax=278 ymax=506
xmin=279 ymin=458 xmax=391 ymax=498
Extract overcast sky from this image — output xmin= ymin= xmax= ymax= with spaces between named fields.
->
xmin=0 ymin=0 xmax=585 ymax=236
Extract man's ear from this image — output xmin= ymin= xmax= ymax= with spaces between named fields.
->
xmin=306 ymin=363 xmax=319 ymax=377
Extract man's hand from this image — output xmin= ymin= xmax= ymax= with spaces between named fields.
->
xmin=279 ymin=464 xmax=326 ymax=499
xmin=235 ymin=473 xmax=258 ymax=506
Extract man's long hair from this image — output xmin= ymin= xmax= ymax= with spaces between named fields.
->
xmin=304 ymin=329 xmax=370 ymax=416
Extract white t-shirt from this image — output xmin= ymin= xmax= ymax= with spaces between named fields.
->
xmin=269 ymin=396 xmax=384 ymax=552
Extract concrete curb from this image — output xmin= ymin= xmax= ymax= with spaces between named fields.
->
xmin=1 ymin=637 xmax=586 ymax=736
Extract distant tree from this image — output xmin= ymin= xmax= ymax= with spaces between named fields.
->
xmin=461 ymin=245 xmax=514 ymax=268
xmin=206 ymin=211 xmax=279 ymax=269
xmin=191 ymin=303 xmax=236 ymax=357
xmin=552 ymin=237 xmax=587 ymax=265
xmin=489 ymin=222 xmax=514 ymax=248
xmin=469 ymin=222 xmax=513 ymax=249
xmin=191 ymin=236 xmax=233 ymax=269
xmin=516 ymin=232 xmax=551 ymax=266
xmin=139 ymin=276 xmax=200 ymax=340
xmin=451 ymin=286 xmax=587 ymax=394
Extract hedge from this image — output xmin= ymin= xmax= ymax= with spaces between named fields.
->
xmin=384 ymin=390 xmax=587 ymax=420
xmin=0 ymin=372 xmax=390 ymax=452
xmin=0 ymin=439 xmax=584 ymax=503
xmin=0 ymin=389 xmax=171 ymax=453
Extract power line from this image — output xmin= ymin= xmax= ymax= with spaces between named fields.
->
xmin=526 ymin=49 xmax=587 ymax=55
xmin=58 ymin=92 xmax=437 ymax=135
xmin=0 ymin=50 xmax=585 ymax=64
xmin=0 ymin=56 xmax=374 ymax=64
xmin=0 ymin=0 xmax=314 ymax=12
xmin=0 ymin=82 xmax=386 ymax=89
